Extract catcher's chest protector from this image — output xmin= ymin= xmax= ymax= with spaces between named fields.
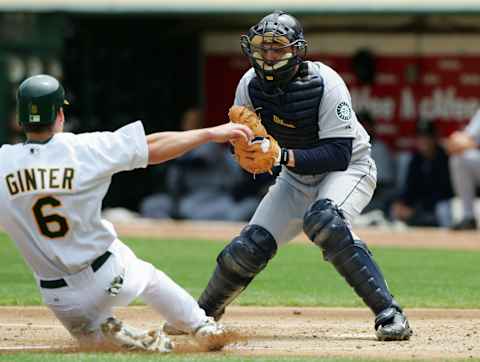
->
xmin=248 ymin=69 xmax=324 ymax=149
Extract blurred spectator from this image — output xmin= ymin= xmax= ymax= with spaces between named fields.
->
xmin=140 ymin=108 xmax=267 ymax=221
xmin=358 ymin=111 xmax=396 ymax=214
xmin=390 ymin=120 xmax=453 ymax=227
xmin=8 ymin=109 xmax=24 ymax=144
xmin=446 ymin=109 xmax=480 ymax=230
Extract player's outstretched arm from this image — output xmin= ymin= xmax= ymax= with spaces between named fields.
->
xmin=146 ymin=122 xmax=253 ymax=165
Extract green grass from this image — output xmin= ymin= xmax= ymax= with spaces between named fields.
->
xmin=0 ymin=232 xmax=479 ymax=308
xmin=1 ymin=355 xmax=478 ymax=362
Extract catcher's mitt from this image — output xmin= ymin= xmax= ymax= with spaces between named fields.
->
xmin=228 ymin=105 xmax=280 ymax=174
xmin=234 ymin=136 xmax=280 ymax=175
xmin=228 ymin=105 xmax=267 ymax=141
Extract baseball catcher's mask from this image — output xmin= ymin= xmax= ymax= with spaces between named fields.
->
xmin=241 ymin=10 xmax=307 ymax=93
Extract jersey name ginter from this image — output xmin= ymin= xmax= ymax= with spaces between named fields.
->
xmin=5 ymin=167 xmax=75 ymax=196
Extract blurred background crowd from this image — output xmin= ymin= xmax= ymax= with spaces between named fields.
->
xmin=1 ymin=2 xmax=480 ymax=230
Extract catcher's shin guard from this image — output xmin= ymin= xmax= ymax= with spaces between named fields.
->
xmin=198 ymin=224 xmax=277 ymax=319
xmin=303 ymin=199 xmax=394 ymax=314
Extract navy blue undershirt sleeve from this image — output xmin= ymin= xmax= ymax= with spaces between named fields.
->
xmin=290 ymin=138 xmax=353 ymax=175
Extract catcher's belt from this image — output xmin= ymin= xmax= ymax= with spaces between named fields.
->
xmin=39 ymin=251 xmax=112 ymax=289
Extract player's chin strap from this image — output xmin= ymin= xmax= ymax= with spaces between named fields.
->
xmin=303 ymin=199 xmax=399 ymax=316
xmin=198 ymin=224 xmax=277 ymax=320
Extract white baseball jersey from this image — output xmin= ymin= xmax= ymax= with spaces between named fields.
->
xmin=234 ymin=61 xmax=371 ymax=163
xmin=0 ymin=121 xmax=148 ymax=279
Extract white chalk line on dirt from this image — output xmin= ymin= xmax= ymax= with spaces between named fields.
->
xmin=0 ymin=346 xmax=54 ymax=350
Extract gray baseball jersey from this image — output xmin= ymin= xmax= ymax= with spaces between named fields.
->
xmin=449 ymin=108 xmax=480 ymax=219
xmin=234 ymin=61 xmax=376 ymax=244
xmin=465 ymin=108 xmax=480 ymax=143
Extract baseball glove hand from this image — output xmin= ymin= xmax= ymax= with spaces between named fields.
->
xmin=228 ymin=105 xmax=280 ymax=175
xmin=234 ymin=136 xmax=280 ymax=175
xmin=228 ymin=105 xmax=268 ymax=141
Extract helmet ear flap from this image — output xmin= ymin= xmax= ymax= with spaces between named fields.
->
xmin=294 ymin=39 xmax=307 ymax=58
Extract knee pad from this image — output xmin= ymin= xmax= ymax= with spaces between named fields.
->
xmin=303 ymin=199 xmax=353 ymax=260
xmin=217 ymin=224 xmax=278 ymax=280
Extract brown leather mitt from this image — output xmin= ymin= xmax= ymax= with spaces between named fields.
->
xmin=234 ymin=135 xmax=280 ymax=175
xmin=228 ymin=105 xmax=268 ymax=141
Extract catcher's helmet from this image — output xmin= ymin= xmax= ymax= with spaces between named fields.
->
xmin=17 ymin=74 xmax=68 ymax=126
xmin=241 ymin=10 xmax=307 ymax=92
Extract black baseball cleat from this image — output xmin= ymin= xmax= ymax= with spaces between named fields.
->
xmin=208 ymin=307 xmax=225 ymax=322
xmin=375 ymin=307 xmax=413 ymax=341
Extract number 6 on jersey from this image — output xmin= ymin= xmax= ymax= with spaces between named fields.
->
xmin=32 ymin=196 xmax=70 ymax=239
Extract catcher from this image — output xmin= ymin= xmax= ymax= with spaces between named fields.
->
xmin=167 ymin=11 xmax=412 ymax=341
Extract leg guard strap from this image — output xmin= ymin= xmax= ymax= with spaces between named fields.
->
xmin=331 ymin=240 xmax=394 ymax=314
xmin=374 ymin=301 xmax=402 ymax=330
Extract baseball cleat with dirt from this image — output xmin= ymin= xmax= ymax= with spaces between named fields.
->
xmin=375 ymin=308 xmax=413 ymax=341
xmin=193 ymin=317 xmax=230 ymax=351
xmin=101 ymin=317 xmax=174 ymax=352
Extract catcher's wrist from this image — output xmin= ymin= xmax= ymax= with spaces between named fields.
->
xmin=276 ymin=148 xmax=290 ymax=166
xmin=287 ymin=150 xmax=295 ymax=167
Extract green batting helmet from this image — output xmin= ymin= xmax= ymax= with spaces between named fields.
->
xmin=17 ymin=74 xmax=69 ymax=126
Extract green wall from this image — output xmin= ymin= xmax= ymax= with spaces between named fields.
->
xmin=0 ymin=13 xmax=64 ymax=145
xmin=0 ymin=52 xmax=7 ymax=145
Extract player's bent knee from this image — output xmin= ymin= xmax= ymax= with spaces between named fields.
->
xmin=217 ymin=224 xmax=277 ymax=280
xmin=303 ymin=199 xmax=353 ymax=260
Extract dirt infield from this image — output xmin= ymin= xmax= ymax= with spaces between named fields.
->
xmin=0 ymin=306 xmax=479 ymax=359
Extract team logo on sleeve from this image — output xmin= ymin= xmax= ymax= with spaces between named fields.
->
xmin=336 ymin=101 xmax=352 ymax=121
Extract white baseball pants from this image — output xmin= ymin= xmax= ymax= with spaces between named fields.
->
xmin=38 ymin=239 xmax=207 ymax=343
